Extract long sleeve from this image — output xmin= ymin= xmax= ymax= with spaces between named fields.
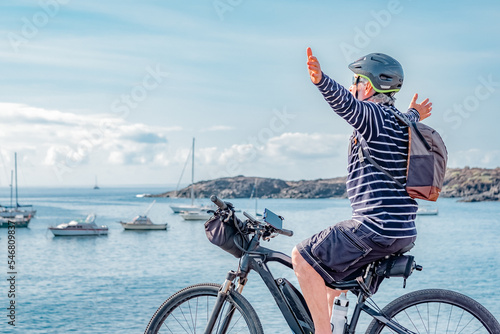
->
xmin=315 ymin=73 xmax=384 ymax=142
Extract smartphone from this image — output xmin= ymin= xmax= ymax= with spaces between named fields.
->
xmin=263 ymin=208 xmax=283 ymax=229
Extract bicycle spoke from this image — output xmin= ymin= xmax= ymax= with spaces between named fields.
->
xmin=453 ymin=307 xmax=465 ymax=333
xmin=433 ymin=302 xmax=440 ymax=334
xmin=168 ymin=313 xmax=191 ymax=334
xmin=414 ymin=305 xmax=429 ymax=333
xmin=457 ymin=316 xmax=479 ymax=334
xmin=403 ymin=309 xmax=421 ymax=334
xmin=179 ymin=303 xmax=194 ymax=333
xmin=225 ymin=305 xmax=245 ymax=333
xmin=447 ymin=304 xmax=453 ymax=333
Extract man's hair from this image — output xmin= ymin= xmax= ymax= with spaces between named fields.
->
xmin=358 ymin=76 xmax=396 ymax=105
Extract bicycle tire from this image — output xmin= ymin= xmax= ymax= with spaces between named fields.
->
xmin=366 ymin=288 xmax=500 ymax=334
xmin=145 ymin=283 xmax=264 ymax=334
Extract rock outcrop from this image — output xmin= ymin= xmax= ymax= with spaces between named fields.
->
xmin=151 ymin=167 xmax=499 ymax=201
xmin=441 ymin=167 xmax=500 ymax=202
xmin=153 ymin=175 xmax=347 ymax=199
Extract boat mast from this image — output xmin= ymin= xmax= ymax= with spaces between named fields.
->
xmin=15 ymin=152 xmax=19 ymax=207
xmin=190 ymin=138 xmax=195 ymax=206
xmin=10 ymin=170 xmax=13 ymax=208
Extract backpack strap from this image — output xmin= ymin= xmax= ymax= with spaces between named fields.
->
xmin=386 ymin=108 xmax=432 ymax=151
xmin=357 ymin=134 xmax=405 ymax=188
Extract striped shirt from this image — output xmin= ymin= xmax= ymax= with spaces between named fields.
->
xmin=316 ymin=73 xmax=420 ymax=238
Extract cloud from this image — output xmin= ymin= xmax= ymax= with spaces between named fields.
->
xmin=192 ymin=132 xmax=350 ymax=181
xmin=448 ymin=149 xmax=500 ymax=168
xmin=0 ymin=103 xmax=177 ymax=171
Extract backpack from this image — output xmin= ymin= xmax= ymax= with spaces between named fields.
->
xmin=358 ymin=109 xmax=448 ymax=201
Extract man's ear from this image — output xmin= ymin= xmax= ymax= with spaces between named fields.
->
xmin=365 ymin=80 xmax=375 ymax=96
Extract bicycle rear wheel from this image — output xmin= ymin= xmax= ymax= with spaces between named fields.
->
xmin=366 ymin=289 xmax=500 ymax=333
xmin=145 ymin=283 xmax=263 ymax=334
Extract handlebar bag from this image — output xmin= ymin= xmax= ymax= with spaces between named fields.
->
xmin=204 ymin=213 xmax=248 ymax=258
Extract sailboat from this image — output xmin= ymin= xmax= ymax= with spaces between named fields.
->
xmin=93 ymin=175 xmax=100 ymax=190
xmin=250 ymin=179 xmax=263 ymax=217
xmin=0 ymin=153 xmax=36 ymax=227
xmin=170 ymin=138 xmax=213 ymax=214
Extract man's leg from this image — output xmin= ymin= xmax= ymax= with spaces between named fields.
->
xmin=327 ymin=287 xmax=346 ymax=318
xmin=292 ymin=246 xmax=334 ymax=334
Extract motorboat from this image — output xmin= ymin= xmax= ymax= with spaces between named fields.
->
xmin=119 ymin=200 xmax=168 ymax=230
xmin=170 ymin=204 xmax=214 ymax=214
xmin=49 ymin=214 xmax=108 ymax=236
xmin=0 ymin=215 xmax=31 ymax=228
xmin=179 ymin=210 xmax=212 ymax=221
xmin=416 ymin=206 xmax=439 ymax=215
xmin=119 ymin=216 xmax=167 ymax=230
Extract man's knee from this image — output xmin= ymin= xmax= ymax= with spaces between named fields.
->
xmin=292 ymin=247 xmax=308 ymax=272
xmin=291 ymin=246 xmax=302 ymax=264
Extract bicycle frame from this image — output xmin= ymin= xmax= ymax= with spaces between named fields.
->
xmin=205 ymin=230 xmax=417 ymax=334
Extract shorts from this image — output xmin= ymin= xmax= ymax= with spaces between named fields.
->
xmin=296 ymin=219 xmax=416 ymax=284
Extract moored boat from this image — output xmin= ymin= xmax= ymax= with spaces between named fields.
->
xmin=179 ymin=210 xmax=212 ymax=221
xmin=49 ymin=214 xmax=108 ymax=236
xmin=416 ymin=206 xmax=439 ymax=215
xmin=0 ymin=215 xmax=31 ymax=228
xmin=119 ymin=215 xmax=168 ymax=230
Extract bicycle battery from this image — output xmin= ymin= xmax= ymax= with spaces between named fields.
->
xmin=276 ymin=278 xmax=314 ymax=334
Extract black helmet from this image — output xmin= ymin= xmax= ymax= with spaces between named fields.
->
xmin=348 ymin=53 xmax=404 ymax=93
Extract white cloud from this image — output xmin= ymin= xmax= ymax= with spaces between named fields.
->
xmin=448 ymin=149 xmax=500 ymax=168
xmin=193 ymin=132 xmax=350 ymax=181
xmin=0 ymin=103 xmax=178 ymax=173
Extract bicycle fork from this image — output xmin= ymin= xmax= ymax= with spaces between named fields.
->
xmin=204 ymin=271 xmax=248 ymax=334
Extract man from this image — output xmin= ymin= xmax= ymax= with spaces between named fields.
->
xmin=291 ymin=48 xmax=433 ymax=333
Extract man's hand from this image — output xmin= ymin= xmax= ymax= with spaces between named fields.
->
xmin=307 ymin=47 xmax=322 ymax=84
xmin=409 ymin=93 xmax=432 ymax=121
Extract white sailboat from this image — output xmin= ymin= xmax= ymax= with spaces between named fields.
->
xmin=0 ymin=153 xmax=36 ymax=224
xmin=93 ymin=175 xmax=100 ymax=190
xmin=170 ymin=138 xmax=213 ymax=214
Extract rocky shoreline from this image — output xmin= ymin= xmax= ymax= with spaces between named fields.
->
xmin=151 ymin=167 xmax=499 ymax=202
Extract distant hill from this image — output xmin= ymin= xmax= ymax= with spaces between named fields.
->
xmin=441 ymin=167 xmax=500 ymax=202
xmin=151 ymin=167 xmax=499 ymax=202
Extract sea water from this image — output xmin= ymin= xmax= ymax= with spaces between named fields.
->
xmin=0 ymin=187 xmax=499 ymax=333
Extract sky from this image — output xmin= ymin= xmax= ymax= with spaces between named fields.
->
xmin=0 ymin=0 xmax=499 ymax=187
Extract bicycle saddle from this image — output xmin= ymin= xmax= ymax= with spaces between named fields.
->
xmin=393 ymin=242 xmax=415 ymax=255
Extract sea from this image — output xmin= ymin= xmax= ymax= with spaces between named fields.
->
xmin=0 ymin=186 xmax=499 ymax=334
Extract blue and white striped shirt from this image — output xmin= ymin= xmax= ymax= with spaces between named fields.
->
xmin=316 ymin=73 xmax=420 ymax=238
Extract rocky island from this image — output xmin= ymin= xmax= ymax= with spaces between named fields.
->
xmin=151 ymin=167 xmax=499 ymax=202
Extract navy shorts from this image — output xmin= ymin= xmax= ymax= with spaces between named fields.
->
xmin=296 ymin=220 xmax=416 ymax=284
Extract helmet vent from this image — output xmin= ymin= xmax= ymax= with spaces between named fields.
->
xmin=379 ymin=74 xmax=394 ymax=82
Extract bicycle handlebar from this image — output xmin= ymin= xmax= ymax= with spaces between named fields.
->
xmin=213 ymin=194 xmax=293 ymax=237
xmin=210 ymin=195 xmax=227 ymax=210
xmin=278 ymin=228 xmax=293 ymax=237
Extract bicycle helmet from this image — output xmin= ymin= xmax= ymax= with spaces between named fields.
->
xmin=348 ymin=53 xmax=404 ymax=93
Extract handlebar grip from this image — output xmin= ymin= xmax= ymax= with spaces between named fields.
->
xmin=278 ymin=228 xmax=293 ymax=237
xmin=210 ymin=195 xmax=227 ymax=210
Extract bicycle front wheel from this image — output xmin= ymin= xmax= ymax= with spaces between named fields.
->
xmin=366 ymin=289 xmax=500 ymax=334
xmin=145 ymin=283 xmax=263 ymax=334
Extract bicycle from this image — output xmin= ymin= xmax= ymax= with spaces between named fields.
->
xmin=145 ymin=195 xmax=500 ymax=333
